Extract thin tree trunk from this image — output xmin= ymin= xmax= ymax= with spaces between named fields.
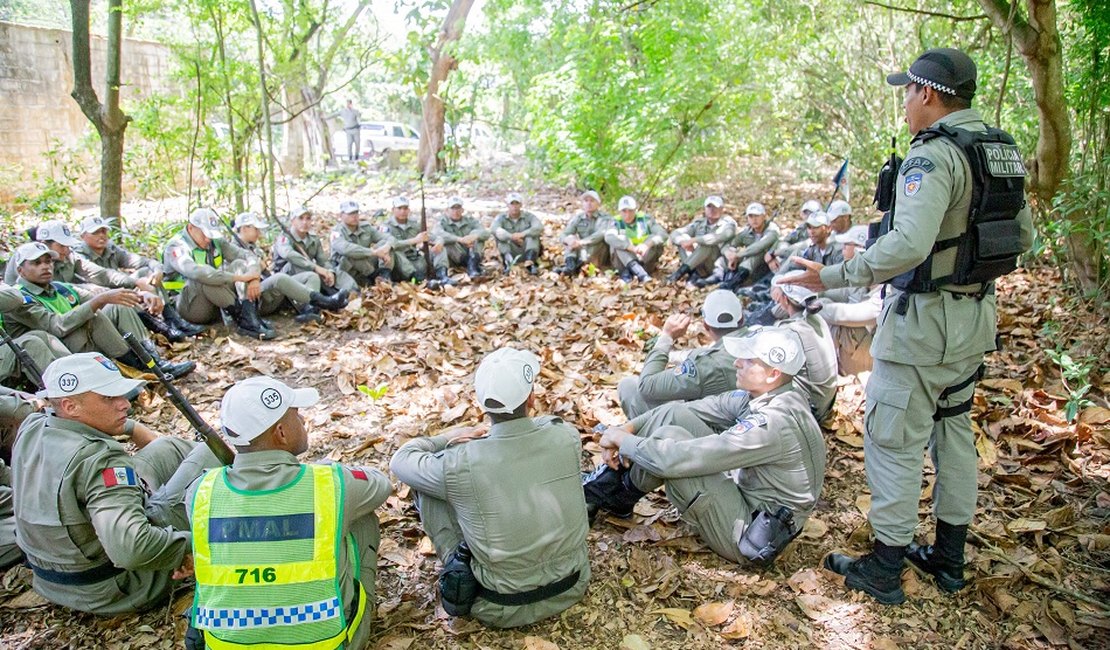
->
xmin=418 ymin=0 xmax=476 ymax=179
xmin=248 ymin=0 xmax=277 ymax=215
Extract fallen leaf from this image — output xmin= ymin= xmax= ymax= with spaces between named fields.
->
xmin=620 ymin=634 xmax=650 ymax=650
xmin=1078 ymin=405 xmax=1110 ymax=424
xmin=720 ymin=612 xmax=753 ymax=640
xmin=623 ymin=525 xmax=662 ymax=544
xmin=649 ymin=607 xmax=694 ymax=629
xmin=787 ymin=569 xmax=821 ymax=594
xmin=1007 ymin=518 xmax=1047 ymax=534
xmin=523 ymin=637 xmax=559 ymax=650
xmin=855 ymin=494 xmax=872 ymax=516
xmin=799 ymin=516 xmax=828 ymax=540
xmin=794 ymin=594 xmax=834 ymax=622
xmin=692 ymin=600 xmax=734 ymax=626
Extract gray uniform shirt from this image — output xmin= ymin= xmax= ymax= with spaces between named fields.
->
xmin=163 ymin=230 xmax=259 ymax=288
xmin=384 ymin=217 xmax=426 ymax=259
xmin=6 ymin=279 xmax=98 ymax=339
xmin=329 ymin=222 xmax=393 ymax=262
xmin=491 ymin=212 xmax=543 ymax=240
xmin=620 ymin=384 xmax=826 ymax=516
xmin=819 ymin=109 xmax=1035 ymax=366
xmin=776 ymin=312 xmax=838 ymax=420
xmin=272 ymin=232 xmax=330 ymax=275
xmin=671 ymin=215 xmax=738 ymax=246
xmin=731 ymin=222 xmax=782 ymax=261
xmin=560 ymin=211 xmax=612 ymax=246
xmin=74 ymin=241 xmax=160 ymax=277
xmin=636 ymin=334 xmax=738 ymax=403
xmin=432 ymin=214 xmax=490 ymax=244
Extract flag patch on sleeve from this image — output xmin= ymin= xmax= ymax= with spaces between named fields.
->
xmin=350 ymin=468 xmax=370 ymax=481
xmin=904 ymin=173 xmax=923 ymax=197
xmin=102 ymin=467 xmax=138 ymax=487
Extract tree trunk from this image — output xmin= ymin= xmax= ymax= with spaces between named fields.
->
xmin=69 ymin=0 xmax=130 ymax=219
xmin=280 ymin=86 xmax=307 ymax=177
xmin=417 ymin=0 xmax=476 ymax=179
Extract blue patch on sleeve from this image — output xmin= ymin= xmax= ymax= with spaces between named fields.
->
xmin=904 ymin=173 xmax=923 ymax=197
xmin=674 ymin=359 xmax=698 ymax=378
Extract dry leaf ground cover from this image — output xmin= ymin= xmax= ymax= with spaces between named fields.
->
xmin=1 ymin=181 xmax=1107 ymax=649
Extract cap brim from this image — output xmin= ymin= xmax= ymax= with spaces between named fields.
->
xmin=722 ymin=334 xmax=758 ymax=360
xmin=289 ymin=387 xmax=320 ymax=409
xmin=91 ymin=376 xmax=147 ymax=398
xmin=54 ymin=235 xmax=82 ymax=247
xmin=199 ymin=226 xmax=223 ymax=239
xmin=886 ymin=71 xmax=911 ymax=87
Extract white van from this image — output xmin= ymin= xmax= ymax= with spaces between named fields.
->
xmin=332 ymin=121 xmax=420 ymax=159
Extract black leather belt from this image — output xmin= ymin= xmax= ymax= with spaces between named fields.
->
xmin=478 ymin=570 xmax=581 ymax=607
xmin=27 ymin=559 xmax=124 ymax=585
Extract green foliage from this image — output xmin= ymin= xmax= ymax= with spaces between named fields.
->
xmin=1045 ymin=348 xmax=1095 ymax=423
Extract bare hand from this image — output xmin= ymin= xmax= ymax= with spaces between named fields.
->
xmin=134 ymin=278 xmax=156 ymax=293
xmin=511 ymin=233 xmax=525 ymax=244
xmin=130 ymin=421 xmax=159 ymax=449
xmin=680 ymin=239 xmax=696 ymax=252
xmin=782 ymin=257 xmax=828 ymax=291
xmin=444 ymin=423 xmax=490 ymax=446
xmin=94 ymin=288 xmax=143 ymax=310
xmin=413 ymin=231 xmax=429 ymax=245
xmin=233 ymin=271 xmax=261 ymax=283
xmin=140 ymin=292 xmax=164 ymax=316
xmin=431 ymin=242 xmax=444 ymax=254
xmin=662 ymin=313 xmax=692 ymax=339
xmin=246 ymin=279 xmax=262 ymax=301
xmin=566 ymin=236 xmax=581 ymax=251
xmin=172 ymin=554 xmax=194 ymax=580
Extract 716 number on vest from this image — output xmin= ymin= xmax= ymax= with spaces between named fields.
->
xmin=235 ymin=567 xmax=277 ymax=584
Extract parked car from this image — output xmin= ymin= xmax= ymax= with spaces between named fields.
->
xmin=331 ymin=121 xmax=420 ymax=159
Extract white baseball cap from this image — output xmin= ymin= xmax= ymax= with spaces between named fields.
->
xmin=835 ymin=225 xmax=869 ymax=248
xmin=393 ymin=196 xmax=410 ymax=208
xmin=36 ymin=220 xmax=81 ymax=247
xmin=773 ymin=270 xmax=817 ymax=305
xmin=234 ymin=211 xmax=267 ymax=230
xmin=580 ymin=190 xmax=601 ymax=202
xmin=745 ymin=202 xmax=766 ymax=216
xmin=723 ymin=327 xmax=805 ymax=375
xmin=801 ymin=200 xmax=821 ymax=215
xmin=702 ymin=289 xmax=743 ymax=329
xmin=827 ymin=200 xmax=852 ymax=219
xmin=79 ymin=216 xmax=112 ymax=234
xmin=289 ymin=205 xmax=311 ymax=220
xmin=473 ymin=347 xmax=540 ymax=414
xmin=220 ymin=376 xmax=320 ymax=446
xmin=340 ymin=200 xmax=360 ymax=214
xmin=12 ymin=242 xmax=58 ymax=267
xmin=506 ymin=192 xmax=523 ymax=205
xmin=42 ymin=352 xmax=145 ymax=399
xmin=189 ymin=208 xmax=224 ymax=239
xmin=447 ymin=196 xmax=464 ymax=208
xmin=805 ymin=211 xmax=831 ymax=228
xmin=617 ymin=195 xmax=637 ymax=211
xmin=704 ymin=195 xmax=724 ymax=208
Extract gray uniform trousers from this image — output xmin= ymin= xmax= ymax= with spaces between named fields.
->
xmin=175 ymin=259 xmax=253 ymax=324
xmin=258 ymin=271 xmax=320 ymax=316
xmin=496 ymin=236 xmax=541 ymax=260
xmin=626 ymin=403 xmax=750 ymax=563
xmin=567 ymin=242 xmax=609 ymax=268
xmin=676 ymin=243 xmax=722 ymax=276
xmin=60 ymin=311 xmax=142 ymax=358
xmin=336 ymin=255 xmax=391 ymax=286
xmin=610 ymin=244 xmax=663 ymax=273
xmin=130 ymin=437 xmax=221 ymax=531
xmin=0 ymin=331 xmax=68 ymax=384
xmin=433 ymin=242 xmax=485 ymax=271
xmin=865 ymin=354 xmax=982 ymax=547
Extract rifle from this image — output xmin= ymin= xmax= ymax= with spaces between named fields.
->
xmin=214 ymin=209 xmax=249 ymax=250
xmin=419 ymin=175 xmax=434 ymax=278
xmin=122 ymin=333 xmax=234 ymax=465
xmin=0 ymin=326 xmax=43 ymax=389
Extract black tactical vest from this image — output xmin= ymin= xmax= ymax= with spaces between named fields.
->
xmin=878 ymin=123 xmax=1027 ymax=293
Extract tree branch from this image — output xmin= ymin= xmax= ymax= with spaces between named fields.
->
xmin=861 ymin=0 xmax=987 ymax=22
xmin=69 ymin=0 xmax=104 ymax=132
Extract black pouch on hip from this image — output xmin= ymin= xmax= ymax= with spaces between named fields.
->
xmin=438 ymin=541 xmax=480 ymax=616
xmin=738 ymin=506 xmax=799 ymax=566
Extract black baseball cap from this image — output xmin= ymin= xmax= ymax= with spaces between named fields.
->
xmin=887 ymin=48 xmax=977 ymax=101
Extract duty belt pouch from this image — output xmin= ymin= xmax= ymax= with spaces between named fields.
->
xmin=738 ymin=506 xmax=799 ymax=566
xmin=438 ymin=541 xmax=480 ymax=616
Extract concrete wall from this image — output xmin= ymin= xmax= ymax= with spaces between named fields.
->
xmin=0 ymin=21 xmax=172 ymax=176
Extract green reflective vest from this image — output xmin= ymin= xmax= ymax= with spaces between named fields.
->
xmin=21 ymin=282 xmax=80 ymax=315
xmin=615 ymin=214 xmax=653 ymax=246
xmin=164 ymin=242 xmax=223 ymax=292
xmin=191 ymin=464 xmax=365 ymax=650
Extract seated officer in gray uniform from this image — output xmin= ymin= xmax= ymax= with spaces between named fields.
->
xmin=73 ymin=216 xmax=205 ymax=341
xmin=767 ymin=272 xmax=839 ymax=421
xmin=381 ymin=196 xmax=429 ymax=282
xmin=273 ymin=205 xmax=358 ymax=295
xmin=490 ymin=193 xmax=543 ymax=275
xmin=605 ymin=195 xmax=668 ymax=283
xmin=667 ymin=195 xmax=737 ymax=284
xmin=330 ymin=200 xmax=396 ymax=286
xmin=556 ymin=190 xmax=612 ymax=276
xmin=783 ymin=48 xmax=1034 ymax=605
xmin=233 ymin=212 xmax=347 ymax=324
xmin=585 ymin=328 xmax=826 ymax=565
xmin=163 ymin=208 xmax=274 ymax=340
xmin=391 ymin=347 xmax=590 ymax=629
xmin=11 ymin=353 xmax=219 ymax=614
xmin=9 ymin=243 xmax=194 ymax=379
xmin=185 ymin=376 xmax=391 ymax=650
xmin=699 ymin=202 xmax=781 ymax=290
xmin=430 ymin=197 xmax=490 ymax=285
xmin=818 ymin=227 xmax=882 ymax=376
xmin=618 ymin=290 xmax=744 ymax=419
xmin=0 ymin=284 xmax=69 ymax=388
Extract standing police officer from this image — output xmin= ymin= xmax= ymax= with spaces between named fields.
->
xmin=784 ymin=48 xmax=1034 ymax=604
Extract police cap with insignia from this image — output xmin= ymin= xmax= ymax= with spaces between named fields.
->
xmin=886 ymin=48 xmax=977 ymax=101
xmin=220 ymin=376 xmax=320 ymax=445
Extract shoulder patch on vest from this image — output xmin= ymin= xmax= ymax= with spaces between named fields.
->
xmin=674 ymin=359 xmax=697 ymax=378
xmin=899 ymin=157 xmax=936 ymax=175
xmin=21 ymin=294 xmax=32 ymax=304
xmin=102 ymin=467 xmax=138 ymax=487
xmin=903 ymin=173 xmax=923 ymax=197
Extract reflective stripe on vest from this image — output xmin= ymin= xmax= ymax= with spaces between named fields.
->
xmin=164 ymin=245 xmax=223 ymax=292
xmin=616 ymin=215 xmax=652 ymax=246
xmin=191 ymin=464 xmax=365 ymax=649
xmin=21 ymin=282 xmax=80 ymax=315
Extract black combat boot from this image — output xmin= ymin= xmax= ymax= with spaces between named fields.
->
xmin=434 ymin=267 xmax=456 ymax=287
xmin=162 ymin=305 xmax=207 ymax=337
xmin=627 ymin=261 xmax=651 ymax=283
xmin=691 ymin=268 xmax=725 ymax=288
xmin=582 ymin=465 xmax=646 ymax=525
xmin=466 ymin=252 xmax=484 ymax=278
xmin=825 ymin=541 xmax=907 ymax=605
xmin=905 ymin=520 xmax=968 ymax=592
xmin=665 ymin=264 xmax=691 ymax=284
xmin=371 ymin=267 xmax=393 ymax=285
xmin=294 ymin=303 xmax=322 ymax=324
xmin=555 ymin=255 xmax=581 ymax=276
xmin=502 ymin=253 xmax=515 ymax=274
xmin=719 ymin=267 xmax=751 ymax=292
xmin=618 ymin=266 xmax=633 ymax=283
xmin=523 ymin=250 xmax=539 ymax=275
xmin=137 ymin=311 xmax=187 ymax=343
xmin=309 ymin=291 xmax=347 ymax=313
xmin=140 ymin=339 xmax=197 ymax=379
xmin=226 ymin=299 xmax=277 ymax=340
